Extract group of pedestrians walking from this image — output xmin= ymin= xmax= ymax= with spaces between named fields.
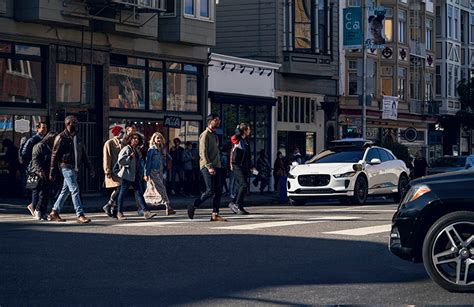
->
xmin=23 ymin=113 xmax=274 ymax=224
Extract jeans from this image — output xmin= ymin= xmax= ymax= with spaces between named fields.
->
xmin=53 ymin=168 xmax=85 ymax=217
xmin=31 ymin=188 xmax=40 ymax=210
xmin=117 ymin=177 xmax=148 ymax=213
xmin=35 ymin=179 xmax=50 ymax=215
xmin=194 ymin=168 xmax=222 ymax=213
xmin=183 ymin=170 xmax=193 ymax=194
xmin=108 ymin=187 xmax=120 ymax=205
xmin=171 ymin=165 xmax=184 ymax=193
xmin=228 ymin=172 xmax=237 ymax=196
xmin=232 ymin=166 xmax=248 ymax=209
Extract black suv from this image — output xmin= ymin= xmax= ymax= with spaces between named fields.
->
xmin=389 ymin=170 xmax=474 ymax=292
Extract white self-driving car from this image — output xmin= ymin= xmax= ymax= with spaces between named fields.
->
xmin=287 ymin=139 xmax=410 ymax=205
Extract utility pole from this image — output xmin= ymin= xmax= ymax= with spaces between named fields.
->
xmin=361 ymin=0 xmax=367 ymax=140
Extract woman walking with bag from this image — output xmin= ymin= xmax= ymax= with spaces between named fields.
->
xmin=116 ymin=133 xmax=156 ymax=221
xmin=144 ymin=132 xmax=176 ymax=215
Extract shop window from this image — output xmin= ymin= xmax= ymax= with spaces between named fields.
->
xmin=1 ymin=58 xmax=42 ymax=104
xmin=109 ymin=66 xmax=145 ymax=109
xmin=0 ymin=42 xmax=12 ymax=53
xmin=149 ymin=71 xmax=163 ymax=110
xmin=15 ymin=45 xmax=41 ymax=56
xmin=222 ymin=104 xmax=237 ymax=143
xmin=255 ymin=105 xmax=269 ymax=157
xmin=167 ymin=72 xmax=197 ymax=112
xmin=169 ymin=120 xmax=200 ymax=144
xmin=277 ymin=97 xmax=283 ymax=122
xmin=56 ymin=63 xmax=93 ymax=105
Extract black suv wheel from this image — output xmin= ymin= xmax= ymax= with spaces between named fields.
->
xmin=422 ymin=211 xmax=474 ymax=292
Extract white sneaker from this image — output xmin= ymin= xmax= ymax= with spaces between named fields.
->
xmin=34 ymin=210 xmax=41 ymax=220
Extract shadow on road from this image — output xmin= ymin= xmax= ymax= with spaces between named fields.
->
xmin=0 ymin=221 xmax=428 ymax=305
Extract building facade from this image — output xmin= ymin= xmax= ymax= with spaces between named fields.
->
xmin=0 ymin=0 xmax=216 ymax=194
xmin=213 ymin=0 xmax=339 ymax=164
xmin=434 ymin=0 xmax=474 ymax=156
xmin=339 ymin=0 xmax=439 ymax=161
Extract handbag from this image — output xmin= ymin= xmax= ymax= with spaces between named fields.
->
xmin=26 ymin=171 xmax=40 ymax=189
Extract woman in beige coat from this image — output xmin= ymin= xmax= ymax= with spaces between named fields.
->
xmin=102 ymin=125 xmax=125 ymax=217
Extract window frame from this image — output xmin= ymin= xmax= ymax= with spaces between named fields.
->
xmin=183 ymin=0 xmax=214 ymax=21
xmin=398 ymin=10 xmax=407 ymax=44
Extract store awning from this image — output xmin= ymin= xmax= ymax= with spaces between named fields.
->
xmin=209 ymin=91 xmax=277 ymax=107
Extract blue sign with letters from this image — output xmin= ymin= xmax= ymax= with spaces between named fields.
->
xmin=343 ymin=7 xmax=363 ymax=49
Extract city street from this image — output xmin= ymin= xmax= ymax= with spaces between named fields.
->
xmin=1 ymin=201 xmax=473 ymax=305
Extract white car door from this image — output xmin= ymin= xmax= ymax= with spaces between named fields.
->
xmin=377 ymin=148 xmax=398 ymax=193
xmin=364 ymin=148 xmax=383 ymax=194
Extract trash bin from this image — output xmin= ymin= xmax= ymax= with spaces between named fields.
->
xmin=278 ymin=176 xmax=288 ymax=204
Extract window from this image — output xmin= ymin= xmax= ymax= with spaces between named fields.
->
xmin=365 ymin=148 xmax=381 ymax=162
xmin=436 ymin=6 xmax=442 ymax=37
xmin=471 ymin=15 xmax=474 ymax=43
xmin=0 ymin=42 xmax=43 ymax=104
xmin=377 ymin=149 xmax=391 ymax=162
xmin=149 ymin=70 xmax=163 ymax=110
xmin=436 ymin=65 xmax=442 ymax=95
xmin=398 ymin=67 xmax=407 ymax=101
xmin=382 ymin=78 xmax=393 ymax=96
xmin=447 ymin=64 xmax=453 ymax=97
xmin=278 ymin=95 xmax=317 ymax=124
xmin=164 ymin=0 xmax=175 ymax=15
xmin=426 ymin=19 xmax=433 ymax=50
xmin=167 ymin=72 xmax=198 ymax=112
xmin=291 ymin=0 xmax=331 ymax=54
xmin=348 ymin=60 xmax=359 ymax=96
xmin=454 ymin=7 xmax=459 ymax=39
xmin=398 ymin=10 xmax=406 ymax=43
xmin=448 ymin=5 xmax=453 ymax=38
xmin=384 ymin=17 xmax=393 ymax=42
xmin=184 ymin=0 xmax=212 ymax=19
xmin=56 ymin=64 xmax=93 ymax=105
xmin=109 ymin=66 xmax=145 ymax=109
xmin=454 ymin=66 xmax=459 ymax=97
xmin=425 ymin=73 xmax=433 ymax=101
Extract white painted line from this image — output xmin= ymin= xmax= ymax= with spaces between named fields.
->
xmin=308 ymin=216 xmax=360 ymax=221
xmin=212 ymin=220 xmax=321 ymax=230
xmin=114 ymin=218 xmax=208 ymax=227
xmin=324 ymin=224 xmax=391 ymax=236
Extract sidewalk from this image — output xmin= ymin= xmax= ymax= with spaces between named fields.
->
xmin=0 ymin=192 xmax=285 ymax=215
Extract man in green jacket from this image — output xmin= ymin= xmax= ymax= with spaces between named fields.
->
xmin=188 ymin=114 xmax=226 ymax=221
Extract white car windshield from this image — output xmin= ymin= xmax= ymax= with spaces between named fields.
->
xmin=310 ymin=150 xmax=365 ymax=164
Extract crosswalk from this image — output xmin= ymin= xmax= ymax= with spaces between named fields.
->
xmin=0 ymin=205 xmax=396 ymax=238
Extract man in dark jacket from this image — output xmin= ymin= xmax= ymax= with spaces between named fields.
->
xmin=48 ymin=115 xmax=95 ymax=224
xmin=22 ymin=121 xmax=48 ymax=216
xmin=229 ymin=123 xmax=255 ymax=215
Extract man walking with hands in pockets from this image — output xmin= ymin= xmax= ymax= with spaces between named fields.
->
xmin=188 ymin=114 xmax=226 ymax=222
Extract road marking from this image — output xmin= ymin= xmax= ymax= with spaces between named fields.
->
xmin=212 ymin=220 xmax=320 ymax=230
xmin=323 ymin=224 xmax=391 ymax=236
xmin=308 ymin=216 xmax=360 ymax=221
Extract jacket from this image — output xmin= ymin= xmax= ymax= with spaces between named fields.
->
xmin=257 ymin=156 xmax=271 ymax=177
xmin=50 ymin=130 xmax=92 ymax=179
xmin=117 ymin=145 xmax=143 ymax=182
xmin=199 ymin=128 xmax=221 ymax=170
xmin=145 ymin=146 xmax=164 ymax=177
xmin=103 ymin=136 xmax=124 ymax=188
xmin=21 ymin=134 xmax=43 ymax=163
xmin=182 ymin=149 xmax=193 ymax=171
xmin=230 ymin=135 xmax=251 ymax=170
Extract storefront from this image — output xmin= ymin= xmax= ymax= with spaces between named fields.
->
xmin=208 ymin=53 xmax=280 ymax=185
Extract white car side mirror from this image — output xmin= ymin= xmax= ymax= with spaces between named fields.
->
xmin=370 ymin=158 xmax=381 ymax=165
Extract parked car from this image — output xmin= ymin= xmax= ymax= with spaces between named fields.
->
xmin=427 ymin=155 xmax=474 ymax=175
xmin=286 ymin=138 xmax=410 ymax=205
xmin=389 ymin=170 xmax=474 ymax=292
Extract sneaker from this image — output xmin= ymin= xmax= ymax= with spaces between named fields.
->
xmin=228 ymin=202 xmax=238 ymax=214
xmin=144 ymin=211 xmax=157 ymax=220
xmin=27 ymin=203 xmax=34 ymax=216
xmin=166 ymin=208 xmax=176 ymax=216
xmin=102 ymin=204 xmax=114 ymax=217
xmin=187 ymin=202 xmax=196 ymax=220
xmin=210 ymin=213 xmax=227 ymax=222
xmin=77 ymin=215 xmax=91 ymax=224
xmin=48 ymin=210 xmax=66 ymax=222
xmin=41 ymin=214 xmax=49 ymax=221
xmin=33 ymin=210 xmax=41 ymax=220
xmin=237 ymin=208 xmax=250 ymax=215
xmin=117 ymin=212 xmax=127 ymax=221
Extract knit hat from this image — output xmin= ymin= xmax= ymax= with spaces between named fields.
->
xmin=111 ymin=125 xmax=124 ymax=137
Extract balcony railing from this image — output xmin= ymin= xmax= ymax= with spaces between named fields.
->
xmin=409 ymin=99 xmax=440 ymax=115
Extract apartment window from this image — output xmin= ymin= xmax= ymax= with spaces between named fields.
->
xmin=436 ymin=6 xmax=442 ymax=37
xmin=425 ymin=73 xmax=433 ymax=101
xmin=347 ymin=0 xmax=360 ymax=6
xmin=426 ymin=19 xmax=433 ymax=51
xmin=447 ymin=64 xmax=453 ymax=97
xmin=398 ymin=10 xmax=407 ymax=43
xmin=184 ymin=0 xmax=212 ymax=19
xmin=382 ymin=78 xmax=393 ymax=96
xmin=0 ymin=42 xmax=43 ymax=104
xmin=384 ymin=9 xmax=393 ymax=42
xmin=398 ymin=67 xmax=407 ymax=101
xmin=471 ymin=15 xmax=474 ymax=43
xmin=454 ymin=66 xmax=459 ymax=97
xmin=348 ymin=60 xmax=359 ymax=96
xmin=448 ymin=5 xmax=453 ymax=38
xmin=436 ymin=65 xmax=442 ymax=96
xmin=291 ymin=0 xmax=331 ymax=54
xmin=454 ymin=8 xmax=459 ymax=39
xmin=277 ymin=95 xmax=316 ymax=124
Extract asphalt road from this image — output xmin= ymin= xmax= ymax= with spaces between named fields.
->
xmin=1 ymin=201 xmax=473 ymax=305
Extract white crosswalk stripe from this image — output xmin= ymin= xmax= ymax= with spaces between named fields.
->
xmin=212 ymin=220 xmax=321 ymax=230
xmin=323 ymin=224 xmax=391 ymax=236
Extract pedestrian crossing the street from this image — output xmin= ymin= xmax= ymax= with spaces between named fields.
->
xmin=0 ymin=205 xmax=396 ymax=237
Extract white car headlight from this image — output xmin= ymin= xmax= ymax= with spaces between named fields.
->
xmin=333 ymin=171 xmax=357 ymax=178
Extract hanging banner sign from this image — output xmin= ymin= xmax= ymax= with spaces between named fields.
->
xmin=343 ymin=7 xmax=363 ymax=49
xmin=382 ymin=95 xmax=398 ymax=120
xmin=366 ymin=6 xmax=387 ymax=49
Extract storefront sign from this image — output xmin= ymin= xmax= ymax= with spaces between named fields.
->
xmin=14 ymin=118 xmax=30 ymax=133
xmin=404 ymin=127 xmax=418 ymax=142
xmin=343 ymin=7 xmax=363 ymax=49
xmin=382 ymin=95 xmax=398 ymax=120
xmin=164 ymin=116 xmax=181 ymax=128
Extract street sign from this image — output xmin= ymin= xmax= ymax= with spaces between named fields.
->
xmin=343 ymin=7 xmax=363 ymax=49
xmin=164 ymin=116 xmax=181 ymax=128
